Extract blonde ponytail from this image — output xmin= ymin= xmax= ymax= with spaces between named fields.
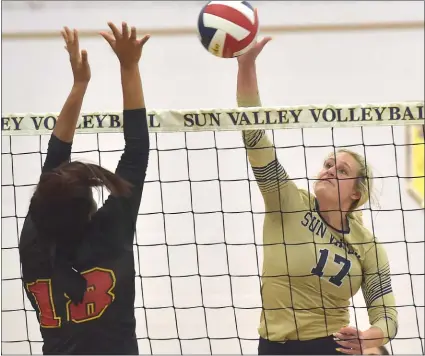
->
xmin=349 ymin=210 xmax=364 ymax=225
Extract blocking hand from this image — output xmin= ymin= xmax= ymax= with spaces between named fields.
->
xmin=100 ymin=22 xmax=150 ymax=69
xmin=62 ymin=27 xmax=91 ymax=84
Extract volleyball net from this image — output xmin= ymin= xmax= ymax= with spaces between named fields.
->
xmin=1 ymin=102 xmax=424 ymax=354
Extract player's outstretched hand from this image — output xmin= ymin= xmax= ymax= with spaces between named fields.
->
xmin=237 ymin=10 xmax=271 ymax=65
xmin=61 ymin=27 xmax=91 ymax=85
xmin=101 ymin=22 xmax=150 ymax=69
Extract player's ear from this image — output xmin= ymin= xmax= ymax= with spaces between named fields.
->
xmin=350 ymin=188 xmax=361 ymax=202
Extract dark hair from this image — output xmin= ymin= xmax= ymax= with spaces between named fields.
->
xmin=28 ymin=161 xmax=132 ymax=304
xmin=30 ymin=161 xmax=132 ymax=244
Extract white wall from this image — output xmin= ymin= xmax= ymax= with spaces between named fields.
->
xmin=1 ymin=1 xmax=424 ymax=355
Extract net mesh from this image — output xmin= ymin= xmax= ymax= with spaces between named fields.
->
xmin=1 ymin=118 xmax=424 ymax=354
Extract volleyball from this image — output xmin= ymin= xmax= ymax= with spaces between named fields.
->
xmin=197 ymin=1 xmax=259 ymax=58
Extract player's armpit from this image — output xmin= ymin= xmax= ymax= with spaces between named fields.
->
xmin=361 ymin=242 xmax=398 ymax=343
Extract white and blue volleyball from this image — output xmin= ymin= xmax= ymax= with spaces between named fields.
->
xmin=197 ymin=1 xmax=259 ymax=58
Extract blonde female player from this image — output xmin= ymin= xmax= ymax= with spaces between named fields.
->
xmin=235 ymin=36 xmax=398 ymax=355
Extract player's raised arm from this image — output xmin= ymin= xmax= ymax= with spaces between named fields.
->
xmin=43 ymin=27 xmax=91 ymax=173
xmin=98 ymin=22 xmax=150 ymax=228
xmin=20 ymin=22 xmax=150 ymax=355
xmin=237 ymin=35 xmax=300 ymax=210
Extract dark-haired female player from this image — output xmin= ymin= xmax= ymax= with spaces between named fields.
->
xmin=19 ymin=22 xmax=150 ymax=355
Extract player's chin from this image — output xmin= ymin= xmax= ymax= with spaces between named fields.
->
xmin=315 ymin=184 xmax=338 ymax=206
xmin=314 ymin=181 xmax=332 ymax=195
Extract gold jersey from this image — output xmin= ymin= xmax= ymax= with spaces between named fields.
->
xmin=239 ymin=96 xmax=398 ymax=344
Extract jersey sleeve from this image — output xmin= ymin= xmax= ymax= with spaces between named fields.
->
xmin=42 ymin=134 xmax=72 ymax=173
xmin=238 ymin=95 xmax=301 ymax=212
xmin=361 ymin=241 xmax=398 ymax=344
xmin=93 ymin=108 xmax=150 ymax=244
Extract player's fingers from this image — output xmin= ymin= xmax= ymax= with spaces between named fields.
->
xmin=338 ymin=327 xmax=359 ymax=336
xmin=257 ymin=36 xmax=272 ymax=50
xmin=334 ymin=332 xmax=358 ymax=340
xmin=122 ymin=22 xmax=129 ymax=39
xmin=333 ymin=332 xmax=347 ymax=340
xmin=61 ymin=29 xmax=68 ymax=43
xmin=336 ymin=348 xmax=358 ymax=355
xmin=81 ymin=50 xmax=88 ymax=63
xmin=108 ymin=22 xmax=122 ymax=40
xmin=263 ymin=36 xmax=273 ymax=44
xmin=139 ymin=34 xmax=150 ymax=47
xmin=224 ymin=46 xmax=233 ymax=58
xmin=71 ymin=30 xmax=80 ymax=55
xmin=130 ymin=26 xmax=137 ymax=40
xmin=100 ymin=32 xmax=115 ymax=47
xmin=73 ymin=29 xmax=79 ymax=46
xmin=334 ymin=339 xmax=357 ymax=349
xmin=65 ymin=26 xmax=74 ymax=43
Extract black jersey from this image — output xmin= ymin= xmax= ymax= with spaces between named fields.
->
xmin=19 ymin=108 xmax=149 ymax=355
